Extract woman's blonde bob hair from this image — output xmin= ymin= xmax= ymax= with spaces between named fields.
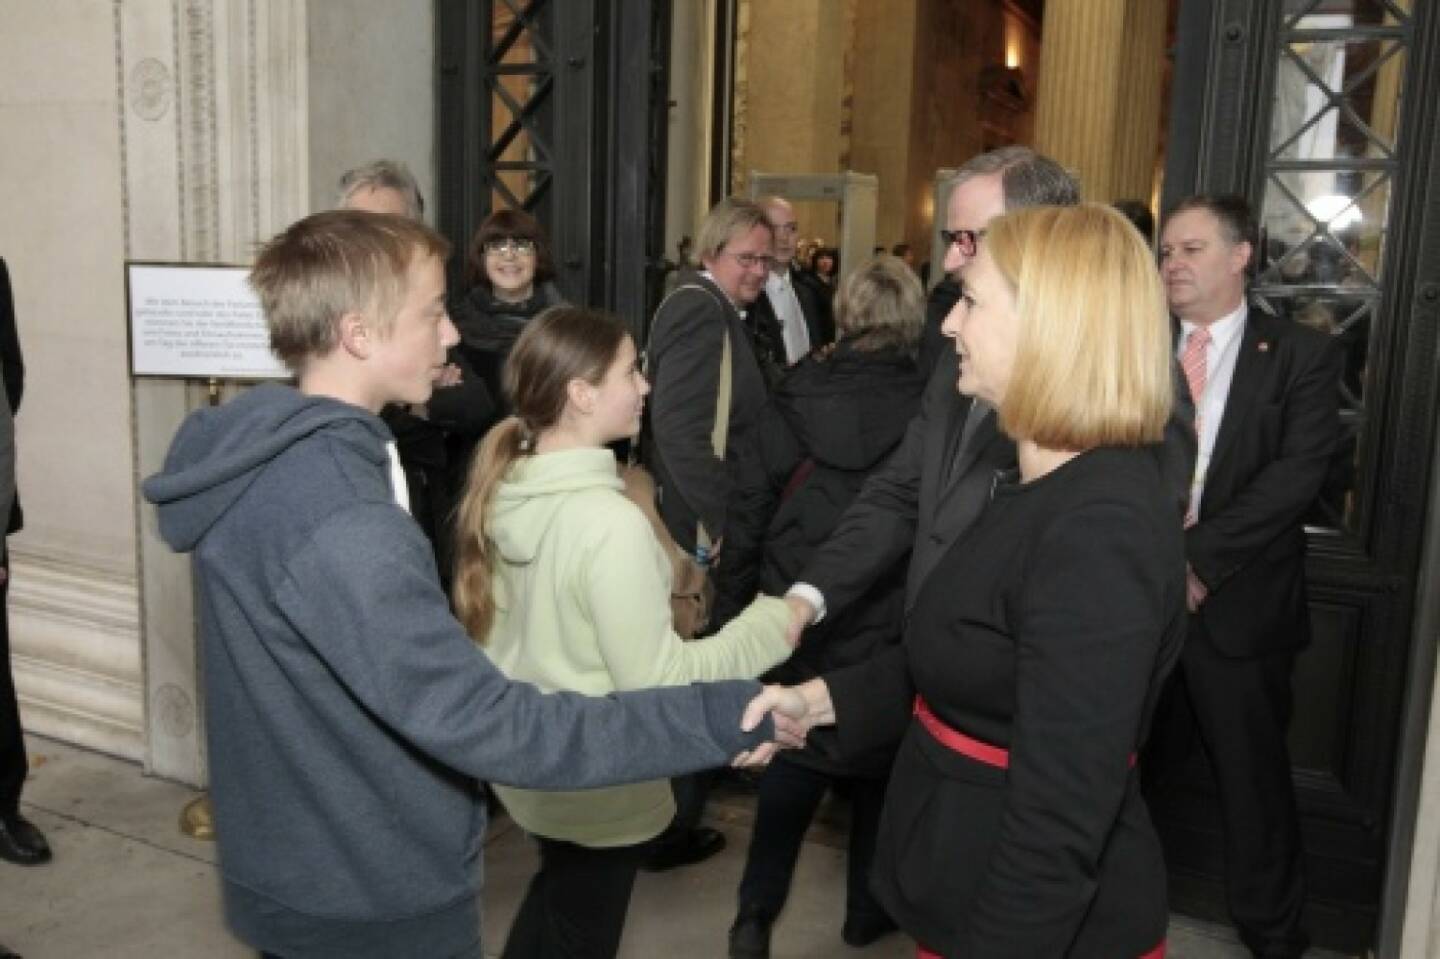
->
xmin=985 ymin=203 xmax=1172 ymax=449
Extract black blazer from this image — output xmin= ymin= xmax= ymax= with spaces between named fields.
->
xmin=643 ymin=271 xmax=770 ymax=551
xmin=0 ymin=259 xmax=22 ymax=535
xmin=746 ymin=266 xmax=835 ymax=372
xmin=1187 ymin=306 xmax=1343 ymax=657
xmin=827 ymin=447 xmax=1186 ymax=956
xmin=800 ymin=349 xmax=1014 ymax=615
xmin=803 ymin=344 xmax=1198 ymax=619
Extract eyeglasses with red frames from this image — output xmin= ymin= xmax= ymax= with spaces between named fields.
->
xmin=939 ymin=228 xmax=986 ymax=258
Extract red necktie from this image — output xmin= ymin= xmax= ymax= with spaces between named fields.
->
xmin=1181 ymin=327 xmax=1210 ymax=528
xmin=1181 ymin=327 xmax=1210 ymax=408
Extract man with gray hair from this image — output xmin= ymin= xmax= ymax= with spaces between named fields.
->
xmin=784 ymin=147 xmax=1192 ymax=629
xmin=745 ymin=196 xmax=834 ymax=379
xmin=781 ymin=147 xmax=1080 ymax=633
xmin=337 ymin=161 xmax=492 ymax=587
xmin=336 ymin=159 xmax=425 ymax=221
xmin=732 ymin=147 xmax=1196 ymax=957
xmin=729 ymin=146 xmax=1083 ymax=955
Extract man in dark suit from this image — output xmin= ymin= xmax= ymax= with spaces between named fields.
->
xmin=0 ymin=257 xmax=46 ymax=871
xmin=729 ymin=147 xmax=1085 ymax=957
xmin=745 ymin=196 xmax=834 ymax=380
xmin=785 ymin=144 xmax=1196 ymax=632
xmin=781 ymin=146 xmax=1082 ymax=634
xmin=1157 ymin=194 xmax=1342 ymax=958
xmin=643 ymin=197 xmax=776 ymax=872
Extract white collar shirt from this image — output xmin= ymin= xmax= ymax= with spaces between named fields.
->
xmin=1177 ymin=300 xmax=1248 ymax=516
xmin=387 ymin=440 xmax=412 ymax=514
xmin=764 ymin=268 xmax=811 ymax=365
xmin=699 ymin=269 xmax=744 ymax=317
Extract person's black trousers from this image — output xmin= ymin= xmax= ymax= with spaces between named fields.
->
xmin=502 ymin=834 xmax=650 ymax=959
xmin=736 ymin=755 xmax=888 ymax=923
xmin=1182 ymin=624 xmax=1308 ymax=959
xmin=648 ymin=766 xmax=719 ymax=851
xmin=0 ymin=552 xmax=26 ymax=819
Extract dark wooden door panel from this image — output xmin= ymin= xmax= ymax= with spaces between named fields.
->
xmin=1159 ymin=1 xmax=1438 ymax=952
xmin=435 ymin=0 xmax=668 ymax=322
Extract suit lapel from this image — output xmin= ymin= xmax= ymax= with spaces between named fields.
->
xmin=790 ymin=270 xmax=824 ymax=344
xmin=937 ymin=391 xmax=973 ymax=488
xmin=949 ymin=403 xmax=997 ymax=484
xmin=1208 ymin=311 xmax=1272 ymax=481
xmin=925 ymin=404 xmax=1006 ymax=570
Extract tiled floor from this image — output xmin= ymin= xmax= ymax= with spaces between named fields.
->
xmin=0 ymin=736 xmax=1350 ymax=958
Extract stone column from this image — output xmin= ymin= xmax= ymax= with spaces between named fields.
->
xmin=664 ymin=0 xmax=721 ymax=256
xmin=128 ymin=0 xmax=314 ymax=785
xmin=130 ymin=0 xmax=434 ymax=785
xmin=1 ymin=0 xmax=149 ymax=765
xmin=1033 ymin=0 xmax=1167 ymax=203
xmin=0 ymin=0 xmax=433 ymax=788
xmin=732 ymin=0 xmax=846 ymax=242
xmin=848 ymin=0 xmax=920 ymax=252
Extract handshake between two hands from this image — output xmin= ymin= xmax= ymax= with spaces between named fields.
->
xmin=731 ymin=593 xmax=833 ymax=768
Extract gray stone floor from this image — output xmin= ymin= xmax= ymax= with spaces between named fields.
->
xmin=0 ymin=736 xmax=1350 ymax=958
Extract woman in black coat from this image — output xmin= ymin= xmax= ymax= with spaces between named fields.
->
xmin=450 ymin=208 xmax=566 ymax=435
xmin=752 ymin=205 xmax=1185 ymax=958
xmin=716 ymin=256 xmax=927 ymax=958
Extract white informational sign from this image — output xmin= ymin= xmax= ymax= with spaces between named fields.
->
xmin=126 ymin=262 xmax=290 ymax=379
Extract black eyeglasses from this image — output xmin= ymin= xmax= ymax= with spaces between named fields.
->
xmin=939 ymin=228 xmax=985 ymax=257
xmin=723 ymin=251 xmax=777 ymax=271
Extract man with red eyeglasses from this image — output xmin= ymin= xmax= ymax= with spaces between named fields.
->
xmin=727 ymin=147 xmax=1084 ymax=957
xmin=780 ymin=148 xmax=1081 ymax=643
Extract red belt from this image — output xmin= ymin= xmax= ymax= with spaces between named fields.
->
xmin=913 ymin=696 xmax=1011 ymax=767
xmin=911 ymin=696 xmax=1151 ymax=957
xmin=918 ymin=943 xmax=1164 ymax=959
xmin=912 ymin=696 xmax=1136 ymax=769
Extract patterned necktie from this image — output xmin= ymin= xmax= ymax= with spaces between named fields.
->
xmin=1182 ymin=327 xmax=1211 ymax=409
xmin=1181 ymin=327 xmax=1211 ymax=528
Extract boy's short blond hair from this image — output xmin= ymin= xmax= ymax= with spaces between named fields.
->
xmin=988 ymin=203 xmax=1172 ymax=449
xmin=250 ymin=209 xmax=451 ymax=371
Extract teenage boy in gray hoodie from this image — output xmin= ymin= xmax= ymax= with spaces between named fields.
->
xmin=141 ymin=210 xmax=789 ymax=959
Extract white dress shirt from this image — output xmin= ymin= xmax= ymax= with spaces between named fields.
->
xmin=765 ymin=269 xmax=811 ymax=365
xmin=387 ymin=441 xmax=411 ymax=514
xmin=1178 ymin=301 xmax=1247 ymax=517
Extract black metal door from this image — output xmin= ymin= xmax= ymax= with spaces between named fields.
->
xmin=434 ymin=0 xmax=671 ymax=330
xmin=1156 ymin=0 xmax=1440 ymax=951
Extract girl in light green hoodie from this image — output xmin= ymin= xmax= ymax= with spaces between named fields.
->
xmin=452 ymin=306 xmax=794 ymax=959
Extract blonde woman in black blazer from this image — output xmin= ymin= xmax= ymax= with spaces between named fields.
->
xmin=753 ymin=205 xmax=1186 ymax=958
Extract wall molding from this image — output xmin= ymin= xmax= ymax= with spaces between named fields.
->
xmin=10 ymin=546 xmax=144 ymax=762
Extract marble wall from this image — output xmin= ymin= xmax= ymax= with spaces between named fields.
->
xmin=730 ymin=0 xmax=1037 ymax=264
xmin=0 ymin=0 xmax=433 ymax=784
xmin=664 ymin=0 xmax=719 ymax=262
xmin=0 ymin=0 xmax=143 ymax=761
xmin=734 ymin=0 xmax=847 ymax=244
xmin=306 ymin=2 xmax=436 ymax=223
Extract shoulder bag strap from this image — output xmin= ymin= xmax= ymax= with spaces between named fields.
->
xmin=698 ymin=325 xmax=732 ymax=551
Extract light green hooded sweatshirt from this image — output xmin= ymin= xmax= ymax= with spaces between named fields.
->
xmin=484 ymin=447 xmax=792 ymax=847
